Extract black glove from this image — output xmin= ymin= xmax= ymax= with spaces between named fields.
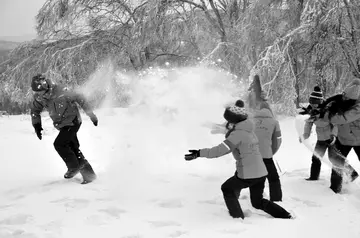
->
xmin=33 ymin=123 xmax=43 ymax=140
xmin=185 ymin=150 xmax=200 ymax=161
xmin=309 ymin=108 xmax=320 ymax=116
xmin=90 ymin=114 xmax=98 ymax=126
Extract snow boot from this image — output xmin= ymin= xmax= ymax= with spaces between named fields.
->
xmin=64 ymin=168 xmax=80 ymax=179
xmin=79 ymin=160 xmax=97 ymax=184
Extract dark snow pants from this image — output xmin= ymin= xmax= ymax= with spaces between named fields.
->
xmin=221 ymin=173 xmax=291 ymax=219
xmin=54 ymin=122 xmax=86 ymax=170
xmin=263 ymin=158 xmax=282 ymax=202
xmin=309 ymin=140 xmax=330 ymax=180
xmin=329 ymin=139 xmax=359 ymax=193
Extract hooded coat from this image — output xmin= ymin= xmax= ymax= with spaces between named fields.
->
xmin=200 ymin=118 xmax=268 ymax=179
xmin=30 ymin=81 xmax=95 ymax=130
xmin=253 ymin=108 xmax=282 ymax=158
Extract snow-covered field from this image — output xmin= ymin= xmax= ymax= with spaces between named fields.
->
xmin=1 ymin=66 xmax=360 ymax=238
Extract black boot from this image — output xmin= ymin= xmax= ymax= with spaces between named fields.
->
xmin=307 ymin=157 xmax=321 ymax=180
xmin=253 ymin=198 xmax=292 ymax=219
xmin=330 ymin=168 xmax=343 ymax=193
xmin=79 ymin=160 xmax=97 ymax=184
xmin=64 ymin=168 xmax=80 ymax=179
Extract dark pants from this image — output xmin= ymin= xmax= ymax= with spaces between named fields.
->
xmin=53 ymin=122 xmax=86 ymax=170
xmin=309 ymin=140 xmax=330 ymax=180
xmin=329 ymin=139 xmax=359 ymax=193
xmin=263 ymin=159 xmax=282 ymax=202
xmin=221 ymin=173 xmax=291 ymax=219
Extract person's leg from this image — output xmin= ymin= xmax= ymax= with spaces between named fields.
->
xmin=249 ymin=177 xmax=291 ymax=219
xmin=263 ymin=159 xmax=282 ymax=201
xmin=68 ymin=123 xmax=96 ymax=183
xmin=328 ymin=140 xmax=352 ymax=193
xmin=53 ymin=126 xmax=80 ymax=178
xmin=307 ymin=140 xmax=327 ymax=180
xmin=68 ymin=123 xmax=86 ymax=165
xmin=221 ymin=174 xmax=250 ymax=219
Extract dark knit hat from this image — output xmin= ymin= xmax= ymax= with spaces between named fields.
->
xmin=223 ymin=105 xmax=248 ymax=124
xmin=309 ymin=86 xmax=324 ymax=105
xmin=235 ymin=99 xmax=245 ymax=108
xmin=31 ymin=74 xmax=47 ymax=92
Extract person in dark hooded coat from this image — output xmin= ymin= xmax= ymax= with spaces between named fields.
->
xmin=30 ymin=74 xmax=98 ymax=183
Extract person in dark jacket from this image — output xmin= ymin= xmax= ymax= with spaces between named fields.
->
xmin=185 ymin=104 xmax=293 ymax=220
xmin=30 ymin=74 xmax=98 ymax=183
xmin=316 ymin=79 xmax=360 ymax=193
xmin=300 ymin=86 xmax=338 ymax=181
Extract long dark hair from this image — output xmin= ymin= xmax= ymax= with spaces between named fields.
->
xmin=248 ymin=75 xmax=263 ymax=109
xmin=320 ymin=94 xmax=357 ymax=119
xmin=248 ymin=75 xmax=262 ymax=101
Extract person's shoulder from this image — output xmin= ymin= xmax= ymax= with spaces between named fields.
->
xmin=32 ymin=94 xmax=43 ymax=102
xmin=54 ymin=84 xmax=75 ymax=95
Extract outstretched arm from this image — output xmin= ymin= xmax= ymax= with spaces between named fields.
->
xmin=200 ymin=132 xmax=239 ymax=158
xmin=71 ymin=92 xmax=94 ymax=116
xmin=69 ymin=90 xmax=98 ymax=126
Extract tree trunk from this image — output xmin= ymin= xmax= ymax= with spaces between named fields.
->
xmin=290 ymin=49 xmax=300 ymax=108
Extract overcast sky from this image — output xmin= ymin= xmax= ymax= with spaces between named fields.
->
xmin=0 ymin=0 xmax=46 ymax=41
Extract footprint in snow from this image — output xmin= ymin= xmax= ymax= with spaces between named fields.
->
xmin=284 ymin=169 xmax=308 ymax=177
xmin=157 ymin=199 xmax=183 ymax=208
xmin=0 ymin=204 xmax=14 ymax=210
xmin=42 ymin=178 xmax=83 ymax=189
xmin=0 ymin=228 xmax=37 ymax=238
xmin=148 ymin=220 xmax=181 ymax=228
xmin=168 ymin=230 xmax=188 ymax=237
xmin=98 ymin=207 xmax=127 ymax=218
xmin=0 ymin=214 xmax=33 ymax=225
xmin=85 ymin=214 xmax=109 ymax=226
xmin=50 ymin=197 xmax=89 ymax=209
xmin=39 ymin=220 xmax=63 ymax=234
xmin=290 ymin=197 xmax=321 ymax=207
xmin=197 ymin=199 xmax=222 ymax=205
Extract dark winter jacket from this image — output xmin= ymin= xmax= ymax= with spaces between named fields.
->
xmin=298 ymin=104 xmax=337 ymax=141
xmin=200 ymin=118 xmax=268 ymax=179
xmin=321 ymin=101 xmax=360 ymax=146
xmin=30 ymin=82 xmax=95 ymax=129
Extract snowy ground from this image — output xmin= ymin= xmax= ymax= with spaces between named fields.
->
xmin=1 ymin=67 xmax=360 ymax=238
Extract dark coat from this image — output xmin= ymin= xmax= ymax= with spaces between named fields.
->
xmin=31 ymin=82 xmax=95 ymax=129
